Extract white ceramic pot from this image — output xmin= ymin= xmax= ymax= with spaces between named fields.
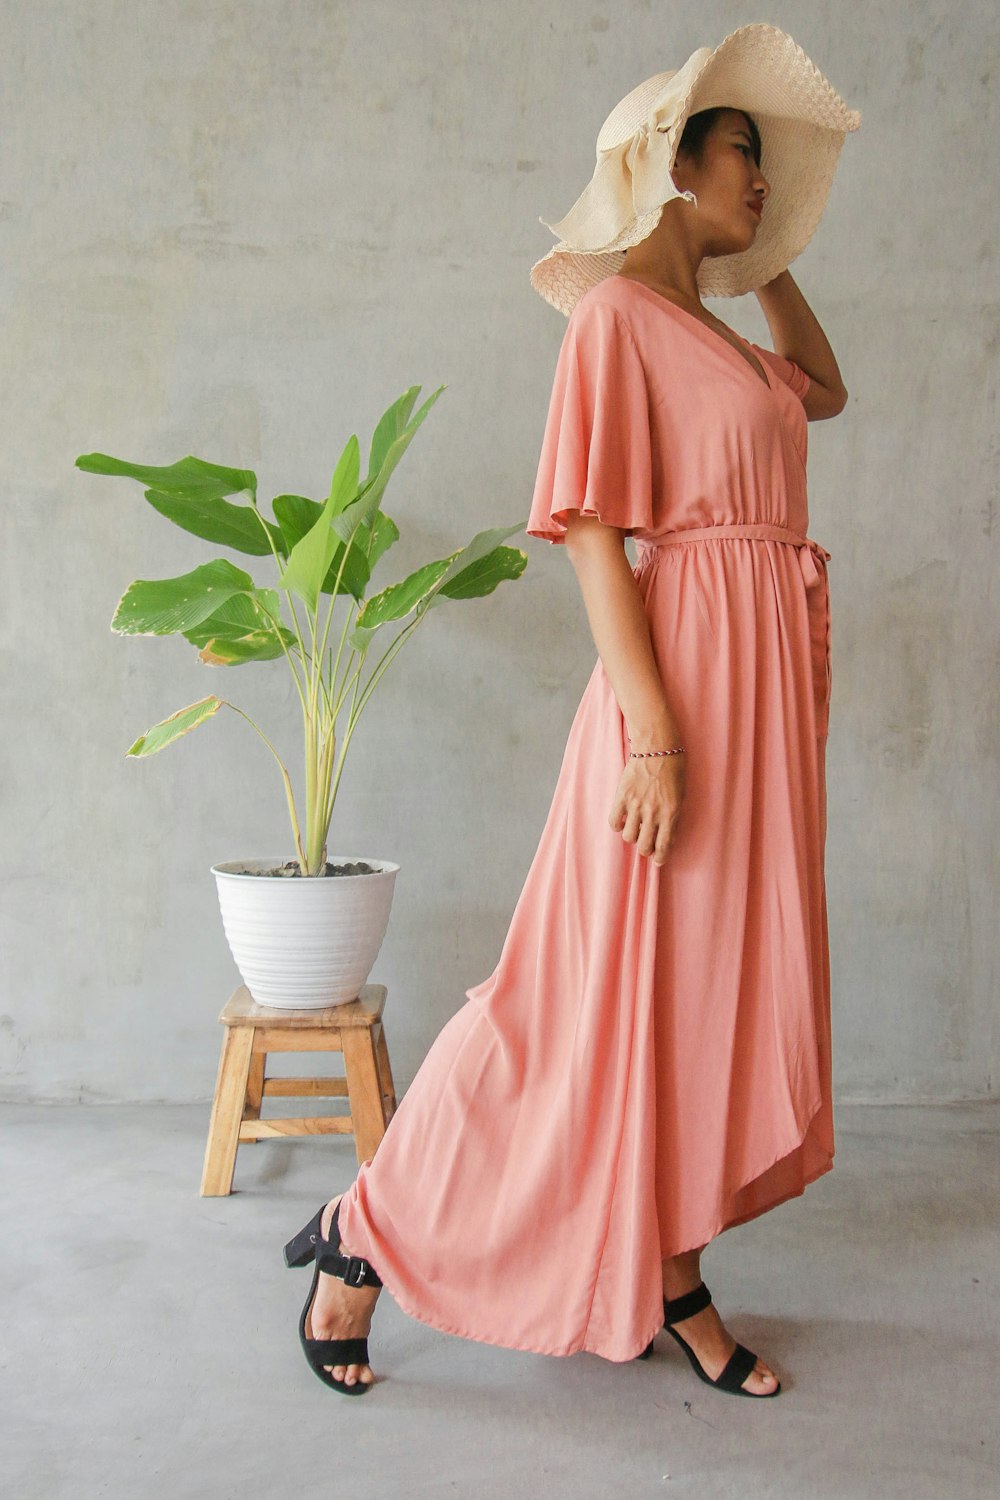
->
xmin=211 ymin=855 xmax=400 ymax=1009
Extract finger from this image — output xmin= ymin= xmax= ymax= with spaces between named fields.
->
xmin=637 ymin=819 xmax=659 ymax=857
xmin=653 ymin=818 xmax=677 ymax=862
xmin=652 ymin=836 xmax=672 ymax=864
xmin=621 ymin=807 xmax=642 ymax=844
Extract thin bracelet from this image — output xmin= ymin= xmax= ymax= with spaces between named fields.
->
xmin=628 ymin=746 xmax=685 ymax=757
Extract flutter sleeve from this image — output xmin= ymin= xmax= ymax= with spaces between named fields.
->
xmin=525 ymin=299 xmax=654 ymax=545
xmin=753 ymin=345 xmax=812 ymax=402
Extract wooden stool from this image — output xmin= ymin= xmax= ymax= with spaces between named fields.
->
xmin=200 ymin=983 xmax=398 ymax=1196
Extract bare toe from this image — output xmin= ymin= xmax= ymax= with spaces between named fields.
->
xmin=745 ymin=1359 xmax=778 ymax=1393
xmin=326 ymin=1361 xmax=374 ymax=1385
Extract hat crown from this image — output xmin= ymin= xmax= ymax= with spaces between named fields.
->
xmin=597 ymin=71 xmax=679 ymax=150
xmin=596 ymin=45 xmax=717 ymax=152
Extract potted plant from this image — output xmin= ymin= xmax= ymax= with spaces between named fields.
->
xmin=77 ymin=382 xmax=527 ymax=1008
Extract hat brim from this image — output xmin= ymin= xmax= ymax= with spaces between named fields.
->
xmin=531 ymin=24 xmax=861 ymax=314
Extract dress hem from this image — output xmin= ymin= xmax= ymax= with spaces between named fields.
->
xmin=339 ymin=1150 xmax=834 ymax=1366
xmin=662 ymin=1140 xmax=835 ymax=1259
xmin=371 ymin=1274 xmax=667 ymax=1364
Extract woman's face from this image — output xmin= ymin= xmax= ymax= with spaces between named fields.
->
xmin=670 ymin=109 xmax=770 ymax=257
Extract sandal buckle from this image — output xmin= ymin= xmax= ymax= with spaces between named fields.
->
xmin=342 ymin=1255 xmax=370 ymax=1288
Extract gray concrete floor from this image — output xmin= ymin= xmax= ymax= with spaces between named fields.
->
xmin=2 ymin=1099 xmax=998 ymax=1500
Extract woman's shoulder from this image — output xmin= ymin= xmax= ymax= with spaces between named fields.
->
xmin=570 ymin=275 xmax=641 ymax=328
xmin=562 ymin=278 xmax=652 ymax=364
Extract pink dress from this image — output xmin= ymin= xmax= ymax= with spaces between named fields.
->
xmin=337 ymin=274 xmax=834 ymax=1363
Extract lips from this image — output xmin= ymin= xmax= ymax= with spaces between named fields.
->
xmin=747 ymin=201 xmax=763 ymax=218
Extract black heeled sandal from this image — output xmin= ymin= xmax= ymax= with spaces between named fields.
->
xmin=283 ymin=1196 xmax=383 ymax=1395
xmin=661 ymin=1281 xmax=781 ymax=1398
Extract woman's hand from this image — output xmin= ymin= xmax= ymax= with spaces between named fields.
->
xmin=609 ymin=753 xmax=686 ymax=865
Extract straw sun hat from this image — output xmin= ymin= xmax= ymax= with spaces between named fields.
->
xmin=530 ymin=22 xmax=861 ymax=315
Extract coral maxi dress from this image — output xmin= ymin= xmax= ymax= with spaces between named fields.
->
xmin=337 ymin=273 xmax=835 ymax=1364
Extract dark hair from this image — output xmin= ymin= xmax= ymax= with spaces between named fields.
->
xmin=677 ymin=106 xmax=762 ymax=169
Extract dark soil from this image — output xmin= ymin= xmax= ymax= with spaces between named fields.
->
xmin=253 ymin=860 xmax=382 ymax=878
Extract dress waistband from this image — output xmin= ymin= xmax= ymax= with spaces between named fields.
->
xmin=634 ymin=522 xmax=834 ymax=737
xmin=635 ymin=523 xmax=831 ymax=579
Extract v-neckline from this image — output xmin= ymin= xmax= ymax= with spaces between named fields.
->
xmin=613 ymin=275 xmax=772 ymax=390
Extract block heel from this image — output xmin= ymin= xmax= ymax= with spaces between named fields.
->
xmin=283 ymin=1208 xmax=323 ymax=1268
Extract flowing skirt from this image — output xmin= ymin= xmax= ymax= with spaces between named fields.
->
xmin=337 ymin=538 xmax=834 ymax=1362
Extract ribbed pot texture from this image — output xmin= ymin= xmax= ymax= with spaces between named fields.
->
xmin=211 ymin=856 xmax=400 ymax=1009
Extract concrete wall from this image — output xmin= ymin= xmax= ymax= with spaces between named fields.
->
xmin=2 ymin=2 xmax=996 ymax=1102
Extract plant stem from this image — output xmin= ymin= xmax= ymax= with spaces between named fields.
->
xmin=301 ymin=509 xmax=375 ymax=871
xmin=222 ymin=701 xmax=306 ymax=868
xmin=322 ymin=515 xmax=370 ymax=719
xmin=249 ymin=502 xmax=312 ymax=709
xmin=326 ymin=612 xmax=422 ymax=811
xmin=303 ymin=710 xmax=317 ymax=873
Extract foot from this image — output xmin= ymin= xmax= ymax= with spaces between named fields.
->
xmin=305 ymin=1193 xmax=382 ymax=1388
xmin=663 ymin=1275 xmax=779 ymax=1395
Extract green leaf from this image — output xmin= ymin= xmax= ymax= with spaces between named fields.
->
xmin=346 ymin=621 xmax=379 ymax=654
xmin=424 ymin=524 xmax=529 ymax=610
xmin=348 ymin=384 xmax=446 ymax=528
xmin=181 ymin=588 xmax=296 ymax=663
xmin=356 ymin=558 xmax=453 ymax=630
xmin=277 ymin=435 xmax=361 ymax=612
xmin=433 ymin=543 xmax=528 ymax=603
xmin=196 ymin=629 xmax=294 ymax=665
xmin=364 ymin=387 xmax=422 ymax=486
xmin=354 ymin=522 xmax=528 ymax=633
xmin=143 ymin=487 xmax=282 ymax=556
xmin=272 ymin=493 xmax=372 ymax=601
xmin=329 ymin=476 xmax=390 ymax=550
xmin=111 ymin=558 xmax=256 ymax=636
xmin=365 ymin=511 xmax=401 ymax=571
xmin=271 ymin=494 xmax=324 ymax=552
xmin=76 ymin=453 xmax=257 ymax=503
xmin=126 ymin=695 xmax=224 ymax=756
xmin=274 ymin=387 xmax=443 ymax=613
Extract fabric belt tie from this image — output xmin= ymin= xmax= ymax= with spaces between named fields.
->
xmin=634 ymin=523 xmax=833 ymax=737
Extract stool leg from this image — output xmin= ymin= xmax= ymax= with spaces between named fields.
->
xmin=243 ymin=1050 xmax=266 ymax=1142
xmin=342 ymin=1029 xmax=388 ymax=1166
xmin=374 ymin=1021 xmax=397 ymax=1121
xmin=200 ymin=1026 xmax=254 ymax=1196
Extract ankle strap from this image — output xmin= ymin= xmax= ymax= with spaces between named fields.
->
xmin=315 ymin=1243 xmax=383 ymax=1288
xmin=315 ymin=1199 xmax=383 ymax=1288
xmin=663 ymin=1280 xmax=712 ymax=1324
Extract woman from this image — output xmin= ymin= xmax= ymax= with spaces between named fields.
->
xmin=284 ymin=25 xmax=860 ymax=1401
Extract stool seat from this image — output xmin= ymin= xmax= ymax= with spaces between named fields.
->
xmin=200 ymin=983 xmax=397 ymax=1196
